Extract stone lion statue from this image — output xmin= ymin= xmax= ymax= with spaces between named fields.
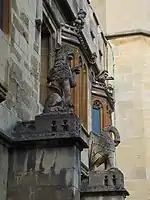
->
xmin=43 ymin=43 xmax=81 ymax=113
xmin=89 ymin=125 xmax=120 ymax=171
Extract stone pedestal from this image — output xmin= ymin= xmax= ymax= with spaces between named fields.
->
xmin=81 ymin=168 xmax=129 ymax=200
xmin=7 ymin=112 xmax=88 ymax=200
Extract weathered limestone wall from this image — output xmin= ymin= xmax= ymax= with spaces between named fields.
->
xmin=0 ymin=30 xmax=9 ymax=90
xmin=0 ymin=0 xmax=42 ymax=134
xmin=7 ymin=146 xmax=81 ymax=200
xmin=108 ymin=35 xmax=150 ymax=200
xmin=142 ymin=37 xmax=150 ymax=200
xmin=105 ymin=0 xmax=150 ymax=35
xmin=0 ymin=144 xmax=8 ymax=200
xmin=91 ymin=0 xmax=106 ymax=32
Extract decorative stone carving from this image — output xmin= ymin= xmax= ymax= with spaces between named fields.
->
xmin=89 ymin=52 xmax=97 ymax=65
xmin=73 ymin=9 xmax=87 ymax=33
xmin=35 ymin=19 xmax=42 ymax=31
xmin=92 ymin=70 xmax=115 ymax=108
xmin=89 ymin=125 xmax=120 ymax=170
xmin=43 ymin=43 xmax=81 ymax=113
xmin=94 ymin=70 xmax=114 ymax=85
xmin=107 ymin=83 xmax=114 ymax=97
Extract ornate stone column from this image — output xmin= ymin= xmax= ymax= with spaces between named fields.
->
xmin=7 ymin=112 xmax=88 ymax=200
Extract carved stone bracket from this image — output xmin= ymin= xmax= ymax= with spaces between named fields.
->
xmin=89 ymin=52 xmax=97 ymax=65
xmin=73 ymin=9 xmax=87 ymax=33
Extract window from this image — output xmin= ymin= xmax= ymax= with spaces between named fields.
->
xmin=92 ymin=100 xmax=103 ymax=135
xmin=40 ymin=20 xmax=55 ymax=105
xmin=71 ymin=50 xmax=88 ymax=130
xmin=0 ymin=0 xmax=3 ymax=29
xmin=0 ymin=0 xmax=10 ymax=34
xmin=92 ymin=105 xmax=101 ymax=135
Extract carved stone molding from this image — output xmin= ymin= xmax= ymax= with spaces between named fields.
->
xmin=61 ymin=23 xmax=80 ymax=45
xmin=73 ymin=9 xmax=87 ymax=33
xmin=92 ymin=70 xmax=115 ymax=110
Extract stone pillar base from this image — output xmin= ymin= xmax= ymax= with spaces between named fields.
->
xmin=81 ymin=168 xmax=129 ymax=200
xmin=7 ymin=112 xmax=88 ymax=200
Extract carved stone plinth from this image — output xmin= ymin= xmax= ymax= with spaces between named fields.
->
xmin=7 ymin=112 xmax=88 ymax=200
xmin=81 ymin=168 xmax=129 ymax=200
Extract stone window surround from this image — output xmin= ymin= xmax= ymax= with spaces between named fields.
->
xmin=92 ymin=99 xmax=104 ymax=133
xmin=92 ymin=89 xmax=113 ymax=128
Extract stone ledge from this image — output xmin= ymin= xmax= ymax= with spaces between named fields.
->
xmin=106 ymin=29 xmax=150 ymax=39
xmin=0 ymin=113 xmax=89 ymax=150
xmin=81 ymin=168 xmax=130 ymax=198
xmin=11 ymin=132 xmax=88 ymax=150
xmin=81 ymin=190 xmax=129 ymax=198
xmin=81 ymin=185 xmax=129 ymax=196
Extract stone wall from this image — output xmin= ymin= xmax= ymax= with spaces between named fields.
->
xmin=7 ymin=146 xmax=81 ymax=200
xmin=0 ymin=0 xmax=42 ymax=133
xmin=109 ymin=35 xmax=150 ymax=200
xmin=105 ymin=0 xmax=150 ymax=35
xmin=0 ymin=30 xmax=9 ymax=90
xmin=91 ymin=0 xmax=106 ymax=32
xmin=0 ymin=143 xmax=8 ymax=200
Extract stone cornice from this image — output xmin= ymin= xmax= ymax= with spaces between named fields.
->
xmin=0 ymin=113 xmax=89 ymax=150
xmin=106 ymin=29 xmax=150 ymax=40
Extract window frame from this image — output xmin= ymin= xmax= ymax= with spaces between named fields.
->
xmin=72 ymin=50 xmax=88 ymax=130
xmin=0 ymin=0 xmax=3 ymax=29
xmin=92 ymin=100 xmax=104 ymax=135
xmin=39 ymin=10 xmax=57 ymax=106
xmin=0 ymin=0 xmax=11 ymax=34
